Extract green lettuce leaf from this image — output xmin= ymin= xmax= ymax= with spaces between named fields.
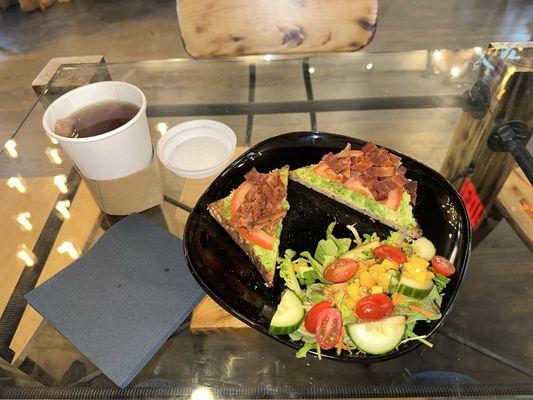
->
xmin=277 ymin=249 xmax=304 ymax=299
xmin=305 ymin=283 xmax=327 ymax=303
xmin=434 ymin=273 xmax=450 ymax=293
xmin=326 ymin=222 xmax=352 ymax=255
xmin=296 ymin=342 xmax=318 ymax=358
xmin=294 ymin=258 xmax=319 ymax=286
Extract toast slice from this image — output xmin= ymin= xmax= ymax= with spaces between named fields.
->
xmin=208 ymin=166 xmax=289 ymax=286
xmin=289 ymin=144 xmax=422 ymax=238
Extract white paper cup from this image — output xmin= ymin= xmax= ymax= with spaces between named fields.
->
xmin=42 ymin=81 xmax=152 ymax=180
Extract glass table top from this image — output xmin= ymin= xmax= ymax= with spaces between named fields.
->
xmin=0 ymin=47 xmax=531 ymax=398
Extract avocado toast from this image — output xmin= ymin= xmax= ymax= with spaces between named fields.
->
xmin=208 ymin=166 xmax=289 ymax=286
xmin=289 ymin=143 xmax=422 ymax=238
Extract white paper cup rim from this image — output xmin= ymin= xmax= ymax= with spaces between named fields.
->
xmin=156 ymin=120 xmax=237 ymax=179
xmin=42 ymin=81 xmax=147 ymax=143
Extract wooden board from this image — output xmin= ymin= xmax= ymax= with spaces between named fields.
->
xmin=191 ymin=296 xmax=249 ymax=332
xmin=496 ymin=167 xmax=533 ymax=252
xmin=178 ymin=0 xmax=377 ymax=58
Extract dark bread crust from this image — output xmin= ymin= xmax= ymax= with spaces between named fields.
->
xmin=207 ymin=199 xmax=275 ymax=286
xmin=289 ymin=171 xmax=423 ymax=238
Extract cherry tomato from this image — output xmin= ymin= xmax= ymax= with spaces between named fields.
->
xmin=230 ymin=181 xmax=251 ymax=218
xmin=238 ymin=228 xmax=275 ymax=250
xmin=312 ymin=162 xmax=342 ymax=183
xmin=372 ymin=245 xmax=408 ymax=263
xmin=355 ymin=293 xmax=394 ymax=321
xmin=316 ymin=308 xmax=343 ymax=350
xmin=384 ymin=187 xmax=403 ymax=211
xmin=323 ymin=259 xmax=359 ymax=283
xmin=304 ymin=301 xmax=333 ymax=333
xmin=431 ymin=256 xmax=456 ymax=277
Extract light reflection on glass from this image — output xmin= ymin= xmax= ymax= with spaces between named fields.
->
xmin=263 ymin=54 xmax=273 ymax=61
xmin=57 ymin=241 xmax=79 ymax=259
xmin=450 ymin=66 xmax=461 ymax=78
xmin=4 ymin=139 xmax=18 ymax=158
xmin=16 ymin=212 xmax=32 ymax=231
xmin=366 ymin=63 xmax=373 ymax=70
xmin=308 ymin=66 xmax=316 ymax=74
xmin=46 ymin=148 xmax=63 ymax=165
xmin=55 ymin=200 xmax=71 ymax=219
xmin=157 ymin=122 xmax=168 ymax=136
xmin=17 ymin=245 xmax=36 ymax=267
xmin=433 ymin=50 xmax=442 ymax=61
xmin=474 ymin=46 xmax=482 ymax=54
xmin=191 ymin=387 xmax=214 ymax=400
xmin=7 ymin=176 xmax=27 ymax=193
xmin=49 ymin=136 xmax=59 ymax=145
xmin=53 ymin=174 xmax=68 ymax=193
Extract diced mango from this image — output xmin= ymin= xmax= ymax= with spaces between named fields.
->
xmin=371 ymin=285 xmax=383 ymax=294
xmin=426 ymin=271 xmax=435 ymax=280
xmin=360 ymin=271 xmax=375 ymax=288
xmin=377 ymin=272 xmax=391 ymax=291
xmin=381 ymin=259 xmax=399 ymax=270
xmin=346 ymin=281 xmax=361 ymax=301
xmin=405 ymin=263 xmax=427 ymax=281
xmin=343 ymin=297 xmax=356 ymax=310
xmin=409 ymin=255 xmax=429 ymax=268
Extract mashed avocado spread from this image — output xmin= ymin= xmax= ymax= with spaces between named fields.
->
xmin=292 ymin=166 xmax=417 ymax=228
xmin=220 ymin=168 xmax=289 ymax=270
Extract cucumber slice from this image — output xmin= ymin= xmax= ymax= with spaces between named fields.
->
xmin=412 ymin=237 xmax=436 ymax=261
xmin=269 ymin=290 xmax=305 ymax=335
xmin=398 ymin=275 xmax=433 ymax=298
xmin=347 ymin=316 xmax=406 ymax=355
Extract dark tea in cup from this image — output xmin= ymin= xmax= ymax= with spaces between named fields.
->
xmin=54 ymin=101 xmax=140 ymax=139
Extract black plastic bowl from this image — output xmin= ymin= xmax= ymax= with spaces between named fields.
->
xmin=184 ymin=132 xmax=471 ymax=362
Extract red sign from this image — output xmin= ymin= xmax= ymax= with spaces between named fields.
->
xmin=459 ymin=177 xmax=484 ymax=229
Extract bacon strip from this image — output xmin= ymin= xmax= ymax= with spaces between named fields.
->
xmin=318 ymin=142 xmax=417 ymax=205
xmin=231 ymin=168 xmax=287 ymax=232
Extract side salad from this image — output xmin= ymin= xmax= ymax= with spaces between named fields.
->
xmin=268 ymin=222 xmax=456 ymax=358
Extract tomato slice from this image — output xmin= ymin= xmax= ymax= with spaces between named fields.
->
xmin=230 ymin=181 xmax=252 ymax=218
xmin=323 ymin=259 xmax=359 ymax=283
xmin=384 ymin=187 xmax=403 ymax=211
xmin=238 ymin=228 xmax=275 ymax=250
xmin=431 ymin=255 xmax=456 ymax=277
xmin=316 ymin=308 xmax=343 ymax=350
xmin=343 ymin=179 xmax=375 ymax=200
xmin=355 ymin=293 xmax=394 ymax=321
xmin=304 ymin=301 xmax=333 ymax=333
xmin=372 ymin=245 xmax=408 ymax=263
xmin=312 ymin=162 xmax=342 ymax=183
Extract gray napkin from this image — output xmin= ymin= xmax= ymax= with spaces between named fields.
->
xmin=25 ymin=214 xmax=204 ymax=388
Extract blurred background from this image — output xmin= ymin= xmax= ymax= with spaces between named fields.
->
xmin=0 ymin=0 xmax=532 ymax=145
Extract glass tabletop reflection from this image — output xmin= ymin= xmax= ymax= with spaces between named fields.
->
xmin=0 ymin=47 xmax=531 ymax=397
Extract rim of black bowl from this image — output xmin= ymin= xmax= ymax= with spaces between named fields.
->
xmin=183 ymin=131 xmax=472 ymax=362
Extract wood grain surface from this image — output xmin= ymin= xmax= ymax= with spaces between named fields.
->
xmin=497 ymin=167 xmax=533 ymax=252
xmin=191 ymin=296 xmax=248 ymax=332
xmin=178 ymin=0 xmax=378 ymax=58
